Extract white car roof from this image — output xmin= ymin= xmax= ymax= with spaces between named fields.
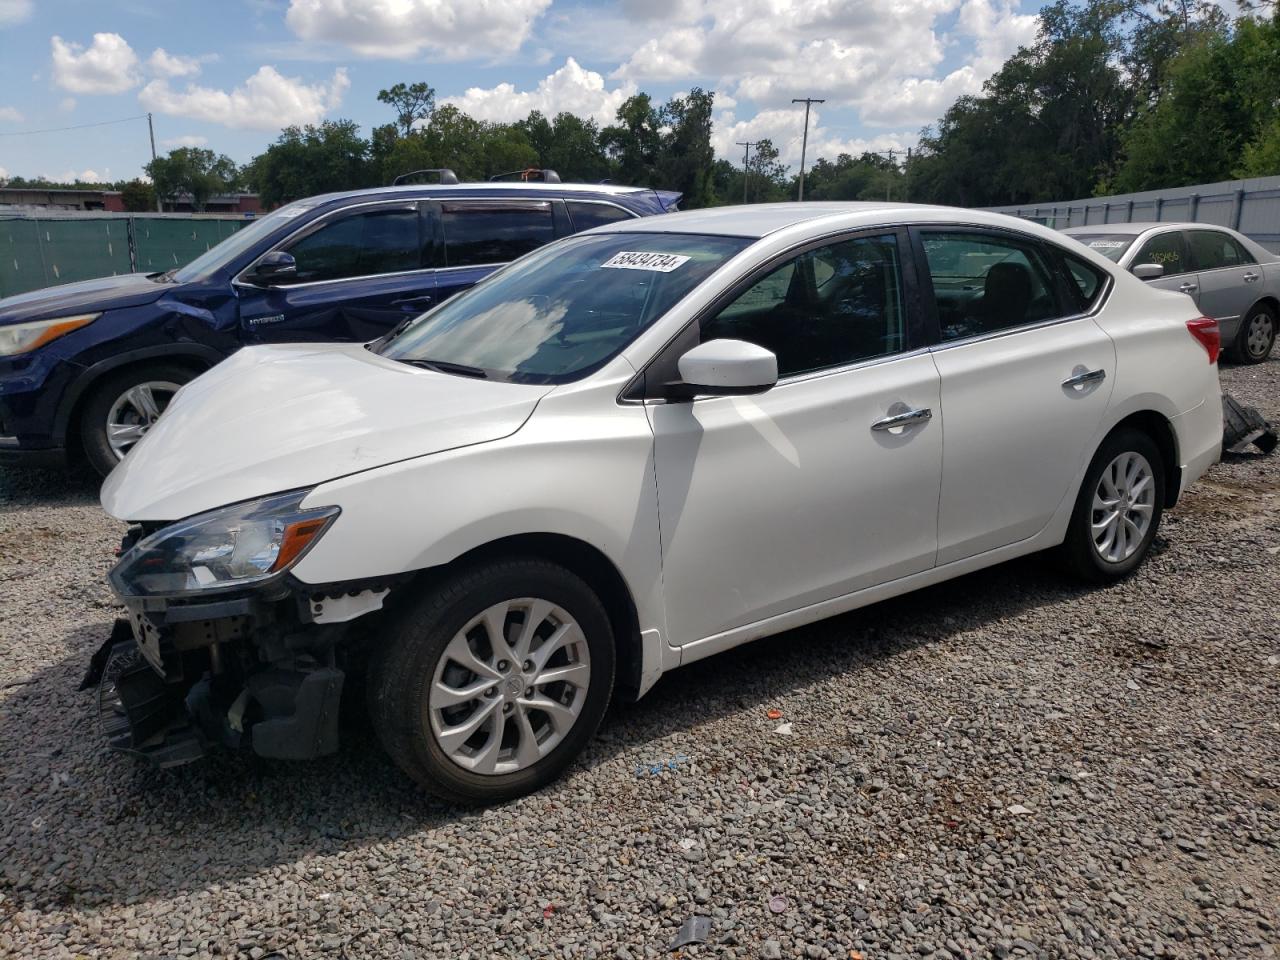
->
xmin=594 ymin=201 xmax=1063 ymax=240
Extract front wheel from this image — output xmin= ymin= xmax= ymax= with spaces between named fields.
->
xmin=79 ymin=363 xmax=196 ymax=477
xmin=368 ymin=558 xmax=615 ymax=805
xmin=1059 ymin=428 xmax=1165 ymax=583
xmin=1228 ymin=303 xmax=1276 ymax=365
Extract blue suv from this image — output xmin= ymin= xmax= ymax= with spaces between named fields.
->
xmin=0 ymin=180 xmax=678 ymax=475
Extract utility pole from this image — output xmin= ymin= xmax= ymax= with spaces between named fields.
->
xmin=886 ymin=150 xmax=893 ymax=201
xmin=736 ymin=140 xmax=759 ymax=204
xmin=905 ymin=147 xmax=911 ymax=202
xmin=147 ymin=112 xmax=161 ymax=212
xmin=791 ymin=97 xmax=824 ymax=201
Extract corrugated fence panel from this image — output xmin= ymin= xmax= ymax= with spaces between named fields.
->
xmin=133 ymin=218 xmax=245 ymax=273
xmin=1196 ymin=196 xmax=1235 ymax=227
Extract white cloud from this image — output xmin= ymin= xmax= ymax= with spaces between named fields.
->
xmin=285 ymin=0 xmax=552 ymax=59
xmin=48 ymin=168 xmax=107 ymax=182
xmin=147 ymin=48 xmax=205 ymax=78
xmin=0 ymin=0 xmax=31 ymax=25
xmin=0 ymin=166 xmax=8 ymax=181
xmin=140 ymin=66 xmax=349 ymax=131
xmin=161 ymin=134 xmax=209 ymax=149
xmin=441 ymin=58 xmax=635 ymax=126
xmin=0 ymin=105 xmax=23 ymax=123
xmin=712 ymin=106 xmax=915 ymax=169
xmin=59 ymin=97 xmax=75 ymax=112
xmin=51 ymin=33 xmax=141 ymax=94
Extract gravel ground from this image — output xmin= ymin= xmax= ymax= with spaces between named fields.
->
xmin=1 ymin=360 xmax=1277 ymax=960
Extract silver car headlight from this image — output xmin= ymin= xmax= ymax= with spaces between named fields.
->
xmin=0 ymin=313 xmax=100 ymax=357
xmin=109 ymin=490 xmax=339 ymax=598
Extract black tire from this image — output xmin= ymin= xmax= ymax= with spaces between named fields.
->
xmin=79 ymin=362 xmax=197 ymax=477
xmin=367 ymin=558 xmax=615 ymax=805
xmin=1226 ymin=303 xmax=1277 ymax=365
xmin=1059 ymin=428 xmax=1166 ymax=583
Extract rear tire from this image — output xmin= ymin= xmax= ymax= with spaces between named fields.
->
xmin=367 ymin=558 xmax=615 ymax=805
xmin=1227 ymin=303 xmax=1276 ymax=365
xmin=1059 ymin=428 xmax=1165 ymax=583
xmin=79 ymin=363 xmax=196 ymax=477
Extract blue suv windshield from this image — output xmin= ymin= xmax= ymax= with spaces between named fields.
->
xmin=377 ymin=232 xmax=751 ymax=384
xmin=172 ymin=198 xmax=322 ymax=282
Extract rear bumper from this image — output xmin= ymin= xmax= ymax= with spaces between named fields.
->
xmin=1172 ymin=392 xmax=1224 ymax=497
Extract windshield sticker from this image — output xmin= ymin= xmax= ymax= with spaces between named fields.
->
xmin=1087 ymin=240 xmax=1127 ymax=249
xmin=601 ymin=251 xmax=691 ymax=272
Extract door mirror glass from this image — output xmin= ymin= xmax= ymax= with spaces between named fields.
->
xmin=675 ymin=339 xmax=778 ymax=397
xmin=247 ymin=251 xmax=297 ymax=285
xmin=1132 ymin=262 xmax=1164 ymax=280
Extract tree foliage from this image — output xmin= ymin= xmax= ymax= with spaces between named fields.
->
xmin=145 ymin=147 xmax=240 ymax=211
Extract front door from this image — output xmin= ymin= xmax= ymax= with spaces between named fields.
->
xmin=1129 ymin=229 xmax=1200 ymax=303
xmin=238 ymin=201 xmax=436 ymax=343
xmin=649 ymin=231 xmax=942 ymax=646
xmin=915 ymin=228 xmax=1116 ymax=564
xmin=1186 ymin=228 xmax=1260 ymax=330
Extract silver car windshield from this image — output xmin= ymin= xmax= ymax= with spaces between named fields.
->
xmin=1069 ymin=234 xmax=1134 ymax=262
xmin=378 ymin=232 xmax=751 ymax=384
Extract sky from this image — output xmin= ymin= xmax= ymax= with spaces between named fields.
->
xmin=0 ymin=0 xmax=1041 ymax=184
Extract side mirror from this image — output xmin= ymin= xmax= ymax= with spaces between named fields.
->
xmin=672 ymin=339 xmax=778 ymax=398
xmin=1132 ymin=262 xmax=1164 ymax=280
xmin=247 ymin=251 xmax=297 ymax=285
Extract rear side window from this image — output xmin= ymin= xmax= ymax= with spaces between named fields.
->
xmin=283 ymin=206 xmax=421 ymax=283
xmin=1059 ymin=252 xmax=1107 ymax=312
xmin=442 ymin=201 xmax=556 ymax=267
xmin=1187 ymin=230 xmax=1255 ymax=270
xmin=919 ymin=231 xmax=1060 ymax=341
xmin=1132 ymin=232 xmax=1188 ymax=276
xmin=566 ymin=201 xmax=636 ymax=232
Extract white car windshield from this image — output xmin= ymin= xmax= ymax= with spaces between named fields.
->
xmin=378 ymin=232 xmax=751 ymax=383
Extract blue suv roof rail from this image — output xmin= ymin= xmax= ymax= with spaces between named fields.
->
xmin=488 ymin=168 xmax=561 ymax=183
xmin=392 ymin=168 xmax=460 ymax=186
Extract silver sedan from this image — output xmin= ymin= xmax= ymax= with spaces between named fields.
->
xmin=1063 ymin=222 xmax=1278 ymax=363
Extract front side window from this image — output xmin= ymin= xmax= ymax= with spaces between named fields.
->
xmin=178 ymin=198 xmax=322 ymax=282
xmin=378 ymin=232 xmax=750 ymax=384
xmin=920 ymin=231 xmax=1059 ymax=340
xmin=701 ymin=234 xmax=906 ymax=378
xmin=1187 ymin=230 xmax=1254 ymax=270
xmin=1132 ymin=232 xmax=1188 ymax=277
xmin=442 ymin=201 xmax=556 ymax=267
xmin=281 ymin=206 xmax=421 ymax=284
xmin=566 ymin=201 xmax=637 ymax=233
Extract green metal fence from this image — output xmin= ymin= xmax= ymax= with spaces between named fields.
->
xmin=0 ymin=215 xmax=249 ymax=299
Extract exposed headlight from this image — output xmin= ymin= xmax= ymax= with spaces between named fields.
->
xmin=109 ymin=490 xmax=339 ymax=598
xmin=0 ymin=313 xmax=99 ymax=357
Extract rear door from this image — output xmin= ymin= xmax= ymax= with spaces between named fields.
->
xmin=1129 ymin=229 xmax=1199 ymax=303
xmin=435 ymin=198 xmax=562 ymax=304
xmin=915 ymin=227 xmax=1116 ymax=565
xmin=237 ymin=200 xmax=436 ymax=343
xmin=1185 ymin=228 xmax=1259 ymax=333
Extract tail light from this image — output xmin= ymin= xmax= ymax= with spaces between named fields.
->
xmin=1186 ymin=317 xmax=1220 ymax=364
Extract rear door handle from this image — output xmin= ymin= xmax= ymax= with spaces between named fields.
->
xmin=1063 ymin=368 xmax=1106 ymax=389
xmin=1243 ymin=272 xmax=1260 ymax=283
xmin=1178 ymin=282 xmax=1198 ymax=294
xmin=871 ymin=407 xmax=932 ymax=431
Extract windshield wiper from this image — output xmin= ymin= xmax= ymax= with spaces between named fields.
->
xmin=399 ymin=358 xmax=489 ymax=379
xmin=147 ymin=268 xmax=179 ymax=283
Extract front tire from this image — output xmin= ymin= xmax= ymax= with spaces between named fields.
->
xmin=1059 ymin=428 xmax=1165 ymax=583
xmin=79 ymin=363 xmax=195 ymax=477
xmin=1227 ymin=303 xmax=1276 ymax=365
xmin=368 ymin=558 xmax=615 ymax=805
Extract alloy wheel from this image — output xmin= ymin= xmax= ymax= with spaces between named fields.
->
xmin=1246 ymin=311 xmax=1275 ymax=359
xmin=105 ymin=380 xmax=181 ymax=460
xmin=1091 ymin=451 xmax=1156 ymax=563
xmin=428 ymin=598 xmax=591 ymax=776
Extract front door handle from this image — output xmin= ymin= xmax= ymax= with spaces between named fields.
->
xmin=871 ymin=407 xmax=932 ymax=432
xmin=1062 ymin=368 xmax=1106 ymax=389
xmin=1178 ymin=281 xmax=1198 ymax=294
xmin=1243 ymin=271 xmax=1260 ymax=283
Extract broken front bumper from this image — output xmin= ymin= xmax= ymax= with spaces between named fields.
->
xmin=82 ymin=586 xmax=358 ymax=768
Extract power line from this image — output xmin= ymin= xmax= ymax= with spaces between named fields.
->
xmin=0 ymin=114 xmax=148 ymax=137
xmin=736 ymin=140 xmax=760 ymax=204
xmin=791 ymin=97 xmax=825 ymax=201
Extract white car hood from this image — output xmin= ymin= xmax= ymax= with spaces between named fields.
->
xmin=101 ymin=343 xmax=551 ymax=521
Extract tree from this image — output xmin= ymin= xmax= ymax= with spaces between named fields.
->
xmin=145 ymin=147 xmax=239 ymax=211
xmin=601 ymin=94 xmax=662 ymax=186
xmin=120 ymin=178 xmax=155 ymax=211
xmin=517 ymin=111 xmax=610 ymax=182
xmin=246 ymin=120 xmax=376 ymax=206
xmin=656 ymin=88 xmax=717 ymax=208
xmin=377 ymin=82 xmax=436 ymax=136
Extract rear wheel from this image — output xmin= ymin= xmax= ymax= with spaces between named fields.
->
xmin=79 ymin=363 xmax=196 ymax=477
xmin=1060 ymin=428 xmax=1165 ymax=583
xmin=368 ymin=558 xmax=615 ymax=805
xmin=1228 ymin=303 xmax=1276 ymax=364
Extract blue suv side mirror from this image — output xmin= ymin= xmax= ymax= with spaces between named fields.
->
xmin=247 ymin=251 xmax=297 ymax=286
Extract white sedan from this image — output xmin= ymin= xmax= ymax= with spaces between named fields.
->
xmin=96 ymin=203 xmax=1223 ymax=804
